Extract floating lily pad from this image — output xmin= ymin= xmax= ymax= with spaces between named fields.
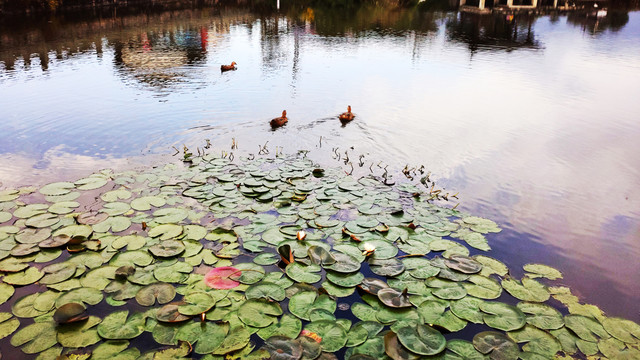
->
xmin=286 ymin=262 xmax=322 ymax=284
xmin=257 ymin=314 xmax=302 ymax=340
xmin=178 ymin=291 xmax=214 ymax=315
xmin=3 ymin=267 xmax=44 ymax=285
xmin=507 ymin=324 xmax=562 ymax=357
xmin=98 ymin=310 xmax=146 ymax=340
xmin=516 ymin=302 xmax=564 ymax=330
xmin=263 ymin=336 xmax=303 ymax=360
xmin=238 ymin=299 xmax=283 ymax=328
xmin=0 ymin=313 xmax=20 ymax=340
xmin=156 ymin=303 xmax=191 ymax=323
xmin=57 ymin=315 xmax=102 ymax=348
xmin=473 ymin=331 xmax=519 ymax=360
xmin=212 ymin=326 xmax=251 ymax=355
xmin=40 ymin=182 xmax=75 ymax=196
xmin=148 ymin=224 xmax=183 ymax=240
xmin=305 ymin=320 xmax=348 ymax=352
xmin=602 ymin=317 xmax=640 ymax=343
xmin=149 ymin=240 xmax=185 ymax=257
xmin=136 ymin=283 xmax=176 ymax=306
xmin=480 ymin=302 xmax=526 ymax=332
xmin=246 ymin=282 xmax=286 ymax=302
xmin=502 ymin=277 xmax=549 ymax=303
xmin=131 ymin=196 xmax=166 ymax=211
xmin=10 ymin=320 xmax=58 ymax=354
xmin=396 ymin=324 xmax=446 ymax=356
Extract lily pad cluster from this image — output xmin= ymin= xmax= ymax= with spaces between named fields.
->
xmin=0 ymin=154 xmax=638 ymax=359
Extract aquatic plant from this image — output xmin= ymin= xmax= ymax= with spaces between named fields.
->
xmin=0 ymin=152 xmax=638 ymax=359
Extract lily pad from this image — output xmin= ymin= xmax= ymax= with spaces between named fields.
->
xmin=286 ymin=262 xmax=322 ymax=284
xmin=98 ymin=310 xmax=146 ymax=340
xmin=238 ymin=299 xmax=283 ymax=328
xmin=305 ymin=320 xmax=348 ymax=352
xmin=516 ymin=302 xmax=564 ymax=330
xmin=10 ymin=320 xmax=58 ymax=354
xmin=502 ymin=277 xmax=549 ymax=303
xmin=396 ymin=324 xmax=446 ymax=356
xmin=480 ymin=302 xmax=526 ymax=332
xmin=246 ymin=282 xmax=286 ymax=302
xmin=136 ymin=283 xmax=176 ymax=306
xmin=57 ymin=315 xmax=102 ymax=348
xmin=473 ymin=331 xmax=520 ymax=360
xmin=523 ymin=264 xmax=562 ymax=280
xmin=257 ymin=314 xmax=302 ymax=340
xmin=149 ymin=240 xmax=185 ymax=257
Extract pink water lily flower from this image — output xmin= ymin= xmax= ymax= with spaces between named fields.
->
xmin=204 ymin=266 xmax=241 ymax=289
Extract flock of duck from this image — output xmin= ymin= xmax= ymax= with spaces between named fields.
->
xmin=220 ymin=61 xmax=356 ymax=129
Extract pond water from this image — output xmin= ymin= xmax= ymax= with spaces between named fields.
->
xmin=1 ymin=0 xmax=639 ymax=328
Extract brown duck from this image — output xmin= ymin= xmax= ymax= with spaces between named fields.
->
xmin=339 ymin=105 xmax=355 ymax=122
xmin=220 ymin=62 xmax=237 ymax=72
xmin=270 ymin=110 xmax=288 ymax=128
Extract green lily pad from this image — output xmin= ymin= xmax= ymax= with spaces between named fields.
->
xmin=564 ymin=314 xmax=610 ymax=342
xmin=238 ymin=299 xmax=283 ymax=328
xmin=368 ymin=258 xmax=405 ymax=277
xmin=153 ymin=208 xmax=189 ymax=224
xmin=131 ymin=196 xmax=167 ymax=211
xmin=507 ymin=324 xmax=562 ymax=357
xmin=383 ymin=331 xmax=420 ymax=360
xmin=175 ymin=321 xmax=228 ymax=354
xmin=263 ymin=336 xmax=303 ymax=360
xmin=156 ymin=303 xmax=191 ymax=323
xmin=136 ymin=283 xmax=176 ymax=306
xmin=24 ymin=212 xmax=59 ymax=228
xmin=15 ymin=227 xmax=51 ymax=244
xmin=246 ymin=282 xmax=286 ymax=302
xmin=480 ymin=302 xmax=526 ymax=332
xmin=92 ymin=216 xmax=131 ymax=233
xmin=516 ymin=302 xmax=564 ymax=330
xmin=0 ymin=283 xmax=14 ymax=305
xmin=464 ymin=274 xmax=502 ymax=299
xmin=257 ymin=314 xmax=302 ymax=340
xmin=289 ymin=292 xmax=336 ymax=321
xmin=92 ymin=340 xmax=140 ymax=360
xmin=149 ymin=240 xmax=185 ymax=257
xmin=57 ymin=315 xmax=102 ymax=347
xmin=178 ymin=291 xmax=214 ymax=315
xmin=53 ymin=302 xmax=88 ymax=324
xmin=148 ymin=224 xmax=183 ymax=240
xmin=75 ymin=175 xmax=108 ymax=190
xmin=286 ymin=262 xmax=322 ymax=284
xmin=502 ymin=277 xmax=549 ymax=303
xmin=40 ymin=182 xmax=75 ymax=196
xmin=212 ymin=326 xmax=251 ymax=354
xmin=305 ymin=320 xmax=348 ymax=352
xmin=40 ymin=262 xmax=78 ymax=284
xmin=3 ymin=266 xmax=44 ymax=285
xmin=473 ymin=331 xmax=519 ymax=360
xmin=444 ymin=254 xmax=482 ymax=274
xmin=0 ymin=312 xmax=20 ymax=340
xmin=378 ymin=287 xmax=412 ymax=308
xmin=56 ymin=287 xmax=104 ymax=307
xmin=445 ymin=339 xmax=487 ymax=360
xmin=98 ymin=310 xmax=146 ymax=340
xmin=396 ymin=324 xmax=446 ymax=356
xmin=10 ymin=320 xmax=58 ymax=354
xmin=602 ymin=317 xmax=640 ymax=343
xmin=523 ymin=264 xmax=563 ymax=280
xmin=48 ymin=201 xmax=80 ymax=214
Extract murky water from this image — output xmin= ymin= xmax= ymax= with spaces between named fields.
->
xmin=1 ymin=3 xmax=639 ymax=323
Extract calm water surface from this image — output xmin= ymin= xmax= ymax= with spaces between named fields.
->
xmin=1 ymin=4 xmax=639 ymax=322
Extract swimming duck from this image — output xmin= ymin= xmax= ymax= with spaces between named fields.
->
xmin=339 ymin=105 xmax=355 ymax=122
xmin=270 ymin=110 xmax=288 ymax=128
xmin=220 ymin=62 xmax=237 ymax=72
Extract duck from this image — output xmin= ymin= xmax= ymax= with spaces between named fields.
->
xmin=270 ymin=110 xmax=288 ymax=128
xmin=339 ymin=105 xmax=355 ymax=122
xmin=220 ymin=62 xmax=237 ymax=72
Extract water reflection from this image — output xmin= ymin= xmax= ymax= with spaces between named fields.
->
xmin=446 ymin=13 xmax=540 ymax=52
xmin=1 ymin=3 xmax=640 ymax=323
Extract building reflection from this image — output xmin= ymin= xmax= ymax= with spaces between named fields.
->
xmin=446 ymin=12 xmax=540 ymax=52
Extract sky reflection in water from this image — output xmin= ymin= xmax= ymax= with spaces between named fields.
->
xmin=0 ymin=5 xmax=639 ymax=321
